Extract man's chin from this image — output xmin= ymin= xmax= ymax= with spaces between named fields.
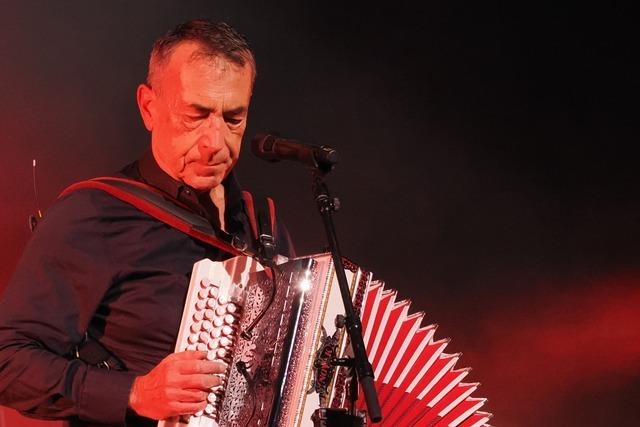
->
xmin=182 ymin=175 xmax=223 ymax=191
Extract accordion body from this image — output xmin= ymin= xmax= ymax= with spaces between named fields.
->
xmin=159 ymin=254 xmax=491 ymax=427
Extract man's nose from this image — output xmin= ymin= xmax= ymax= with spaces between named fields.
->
xmin=198 ymin=116 xmax=225 ymax=161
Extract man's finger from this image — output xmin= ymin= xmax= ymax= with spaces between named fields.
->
xmin=166 ymin=350 xmax=208 ymax=361
xmin=180 ymin=373 xmax=224 ymax=390
xmin=167 ymin=388 xmax=209 ymax=403
xmin=168 ymin=400 xmax=208 ymax=416
xmin=175 ymin=359 xmax=227 ymax=375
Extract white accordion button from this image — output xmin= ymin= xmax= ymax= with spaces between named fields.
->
xmin=199 ymin=332 xmax=210 ymax=343
xmin=199 ymin=278 xmax=211 ymax=288
xmin=204 ymin=309 xmax=215 ymax=320
xmin=201 ymin=320 xmax=213 ymax=331
xmin=188 ymin=334 xmax=199 ymax=344
xmin=224 ymin=314 xmax=236 ymax=325
xmin=216 ymin=348 xmax=227 ymax=358
xmin=208 ymin=287 xmax=218 ymax=298
xmin=207 ymin=339 xmax=219 ymax=350
xmin=190 ymin=322 xmax=201 ymax=333
xmin=226 ymin=303 xmax=238 ymax=314
xmin=207 ymin=393 xmax=218 ymax=403
xmin=198 ymin=288 xmax=209 ymax=299
xmin=211 ymin=327 xmax=222 ymax=338
xmin=204 ymin=403 xmax=215 ymax=414
xmin=218 ymin=295 xmax=228 ymax=305
xmin=215 ymin=306 xmax=226 ymax=316
xmin=222 ymin=325 xmax=233 ymax=336
xmin=213 ymin=317 xmax=224 ymax=327
xmin=196 ymin=343 xmax=207 ymax=351
xmin=206 ymin=350 xmax=217 ymax=361
xmin=195 ymin=300 xmax=206 ymax=310
xmin=206 ymin=299 xmax=216 ymax=309
xmin=219 ymin=337 xmax=231 ymax=347
xmin=193 ymin=311 xmax=204 ymax=321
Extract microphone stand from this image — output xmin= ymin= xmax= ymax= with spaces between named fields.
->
xmin=311 ymin=166 xmax=382 ymax=425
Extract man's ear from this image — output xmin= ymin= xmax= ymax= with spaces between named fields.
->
xmin=136 ymin=83 xmax=156 ymax=131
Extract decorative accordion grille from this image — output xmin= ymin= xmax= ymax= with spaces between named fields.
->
xmin=159 ymin=254 xmax=492 ymax=427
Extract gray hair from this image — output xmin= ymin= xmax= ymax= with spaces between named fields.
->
xmin=147 ymin=20 xmax=256 ymax=87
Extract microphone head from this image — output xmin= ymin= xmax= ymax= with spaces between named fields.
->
xmin=251 ymin=133 xmax=280 ymax=162
xmin=251 ymin=131 xmax=339 ymax=171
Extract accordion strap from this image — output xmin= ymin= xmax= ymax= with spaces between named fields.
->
xmin=241 ymin=190 xmax=278 ymax=264
xmin=59 ymin=177 xmax=245 ymax=257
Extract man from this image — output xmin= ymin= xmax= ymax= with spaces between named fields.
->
xmin=0 ymin=20 xmax=291 ymax=426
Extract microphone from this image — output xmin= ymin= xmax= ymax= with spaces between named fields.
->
xmin=251 ymin=133 xmax=339 ymax=170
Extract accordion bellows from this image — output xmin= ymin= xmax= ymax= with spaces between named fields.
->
xmin=159 ymin=254 xmax=492 ymax=427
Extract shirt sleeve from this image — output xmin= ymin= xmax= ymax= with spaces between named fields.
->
xmin=0 ymin=190 xmax=136 ymax=424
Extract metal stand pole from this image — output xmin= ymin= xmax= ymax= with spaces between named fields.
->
xmin=311 ymin=171 xmax=382 ymax=424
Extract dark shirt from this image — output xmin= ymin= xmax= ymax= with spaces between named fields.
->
xmin=0 ymin=151 xmax=292 ymax=426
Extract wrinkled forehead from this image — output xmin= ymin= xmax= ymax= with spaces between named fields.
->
xmin=153 ymin=46 xmax=253 ymax=111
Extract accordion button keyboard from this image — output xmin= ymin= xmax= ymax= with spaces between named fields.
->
xmin=175 ymin=268 xmax=250 ymax=424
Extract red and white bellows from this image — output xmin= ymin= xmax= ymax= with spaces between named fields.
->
xmin=354 ymin=280 xmax=492 ymax=426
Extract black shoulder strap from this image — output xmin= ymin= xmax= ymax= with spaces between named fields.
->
xmin=241 ymin=190 xmax=278 ymax=265
xmin=59 ymin=177 xmax=247 ymax=257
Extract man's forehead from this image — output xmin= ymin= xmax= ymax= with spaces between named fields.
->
xmin=155 ymin=44 xmax=252 ymax=102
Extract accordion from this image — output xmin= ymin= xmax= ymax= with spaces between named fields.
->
xmin=159 ymin=253 xmax=492 ymax=427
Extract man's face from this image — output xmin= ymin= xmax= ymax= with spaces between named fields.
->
xmin=138 ymin=41 xmax=253 ymax=191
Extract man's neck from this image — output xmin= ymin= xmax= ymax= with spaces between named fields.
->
xmin=210 ymin=185 xmax=226 ymax=231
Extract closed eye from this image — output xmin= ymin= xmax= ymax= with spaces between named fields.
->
xmin=224 ymin=116 xmax=243 ymax=126
xmin=186 ymin=114 xmax=207 ymax=121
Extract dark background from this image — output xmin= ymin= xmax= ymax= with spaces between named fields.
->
xmin=1 ymin=1 xmax=638 ymax=426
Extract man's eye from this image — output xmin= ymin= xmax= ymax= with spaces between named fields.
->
xmin=187 ymin=115 xmax=207 ymax=122
xmin=225 ymin=117 xmax=243 ymax=126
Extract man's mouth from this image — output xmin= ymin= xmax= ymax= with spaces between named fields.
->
xmin=191 ymin=161 xmax=225 ymax=176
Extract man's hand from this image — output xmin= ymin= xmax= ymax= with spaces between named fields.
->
xmin=128 ymin=351 xmax=226 ymax=420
